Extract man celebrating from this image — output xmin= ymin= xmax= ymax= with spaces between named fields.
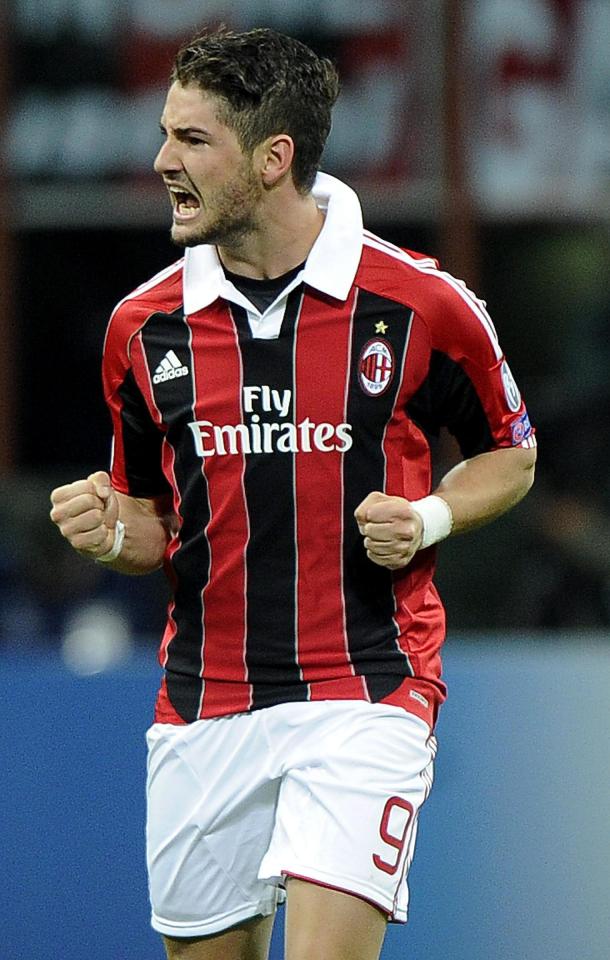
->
xmin=50 ymin=27 xmax=536 ymax=960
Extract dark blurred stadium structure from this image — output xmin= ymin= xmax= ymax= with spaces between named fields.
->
xmin=1 ymin=0 xmax=609 ymax=653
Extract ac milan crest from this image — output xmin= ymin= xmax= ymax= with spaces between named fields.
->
xmin=358 ymin=339 xmax=395 ymax=396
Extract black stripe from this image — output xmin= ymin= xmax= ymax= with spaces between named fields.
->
xmin=343 ymin=291 xmax=415 ymax=701
xmin=117 ymin=368 xmax=171 ymax=498
xmin=407 ymin=350 xmax=494 ymax=457
xmin=141 ymin=310 xmax=209 ymax=722
xmin=231 ymin=291 xmax=307 ymax=709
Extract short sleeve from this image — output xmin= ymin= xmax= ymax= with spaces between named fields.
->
xmin=102 ymin=302 xmax=172 ymax=499
xmin=407 ymin=271 xmax=535 ymax=458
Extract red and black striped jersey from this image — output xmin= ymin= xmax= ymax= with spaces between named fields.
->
xmin=103 ymin=173 xmax=535 ymax=729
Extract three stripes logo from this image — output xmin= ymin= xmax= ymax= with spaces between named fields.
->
xmin=153 ymin=350 xmax=189 ymax=385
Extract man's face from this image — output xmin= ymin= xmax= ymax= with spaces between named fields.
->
xmin=154 ymin=81 xmax=263 ymax=248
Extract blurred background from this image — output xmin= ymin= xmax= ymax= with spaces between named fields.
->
xmin=1 ymin=2 xmax=609 ymax=959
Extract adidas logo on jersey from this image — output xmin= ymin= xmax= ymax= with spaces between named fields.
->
xmin=153 ymin=350 xmax=189 ymax=384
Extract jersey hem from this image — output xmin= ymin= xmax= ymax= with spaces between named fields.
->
xmin=154 ymin=682 xmax=443 ymax=731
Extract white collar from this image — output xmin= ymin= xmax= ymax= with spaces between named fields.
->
xmin=182 ymin=172 xmax=363 ymax=316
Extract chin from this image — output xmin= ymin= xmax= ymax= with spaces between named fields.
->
xmin=170 ymin=225 xmax=205 ymax=248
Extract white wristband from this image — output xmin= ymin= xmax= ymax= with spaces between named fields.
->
xmin=96 ymin=520 xmax=125 ymax=563
xmin=411 ymin=496 xmax=453 ymax=549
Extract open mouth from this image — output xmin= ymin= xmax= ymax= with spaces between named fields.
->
xmin=168 ymin=186 xmax=201 ymax=221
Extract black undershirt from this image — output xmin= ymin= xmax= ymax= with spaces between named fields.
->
xmin=222 ymin=261 xmax=305 ymax=313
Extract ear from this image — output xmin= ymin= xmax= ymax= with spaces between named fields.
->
xmin=258 ymin=134 xmax=295 ymax=187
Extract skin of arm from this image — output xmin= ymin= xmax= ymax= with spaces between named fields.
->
xmin=50 ymin=471 xmax=176 ymax=575
xmin=354 ymin=445 xmax=537 ymax=571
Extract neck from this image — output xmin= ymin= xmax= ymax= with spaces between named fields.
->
xmin=217 ymin=186 xmax=324 ymax=280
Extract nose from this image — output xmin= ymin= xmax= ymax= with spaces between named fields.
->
xmin=153 ymin=137 xmax=182 ymax=176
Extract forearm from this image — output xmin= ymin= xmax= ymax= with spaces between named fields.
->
xmin=354 ymin=446 xmax=535 ymax=571
xmin=433 ymin=446 xmax=537 ymax=536
xmin=104 ymin=492 xmax=175 ymax=575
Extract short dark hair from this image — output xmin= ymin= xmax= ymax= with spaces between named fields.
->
xmin=171 ymin=27 xmax=340 ymax=192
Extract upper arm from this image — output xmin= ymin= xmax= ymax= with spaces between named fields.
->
xmin=102 ymin=305 xmax=172 ymax=500
xmin=108 ymin=366 xmax=172 ymax=498
xmin=408 ymin=274 xmax=536 ymax=459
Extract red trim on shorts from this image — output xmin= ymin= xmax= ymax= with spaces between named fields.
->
xmin=282 ymin=871 xmax=391 ymax=919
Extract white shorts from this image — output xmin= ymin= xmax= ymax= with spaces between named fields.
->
xmin=146 ymin=700 xmax=436 ymax=938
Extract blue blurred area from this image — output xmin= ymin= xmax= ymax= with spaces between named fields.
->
xmin=3 ymin=636 xmax=609 ymax=960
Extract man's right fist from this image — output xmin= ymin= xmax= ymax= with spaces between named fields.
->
xmin=50 ymin=471 xmax=120 ymax=559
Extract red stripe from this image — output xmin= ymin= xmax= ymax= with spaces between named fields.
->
xmin=157 ymin=603 xmax=177 ymax=670
xmin=158 ymin=441 xmax=180 ymax=669
xmin=108 ymin=405 xmax=128 ymax=492
xmin=382 ymin=328 xmax=446 ymax=710
xmin=104 ymin=274 xmax=183 ymax=491
xmin=130 ymin=332 xmax=163 ymax=426
xmin=392 ymin=815 xmax=417 ymax=918
xmin=308 ymin=675 xmax=369 ymax=701
xmin=379 ymin=676 xmax=440 ymax=729
xmin=154 ymin=676 xmax=187 ymax=724
xmin=294 ymin=291 xmax=362 ymax=694
xmin=106 ymin=349 xmax=132 ymax=494
xmin=381 ymin=320 xmax=425 ymax=683
xmin=130 ymin=332 xmax=180 ymax=669
xmin=187 ymin=304 xmax=251 ymax=717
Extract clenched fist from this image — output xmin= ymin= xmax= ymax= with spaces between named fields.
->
xmin=50 ymin=471 xmax=120 ymax=560
xmin=354 ymin=491 xmax=424 ymax=571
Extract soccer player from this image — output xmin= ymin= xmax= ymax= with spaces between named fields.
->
xmin=50 ymin=27 xmax=536 ymax=960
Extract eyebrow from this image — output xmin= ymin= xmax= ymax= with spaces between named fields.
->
xmin=159 ymin=122 xmax=212 ymax=138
